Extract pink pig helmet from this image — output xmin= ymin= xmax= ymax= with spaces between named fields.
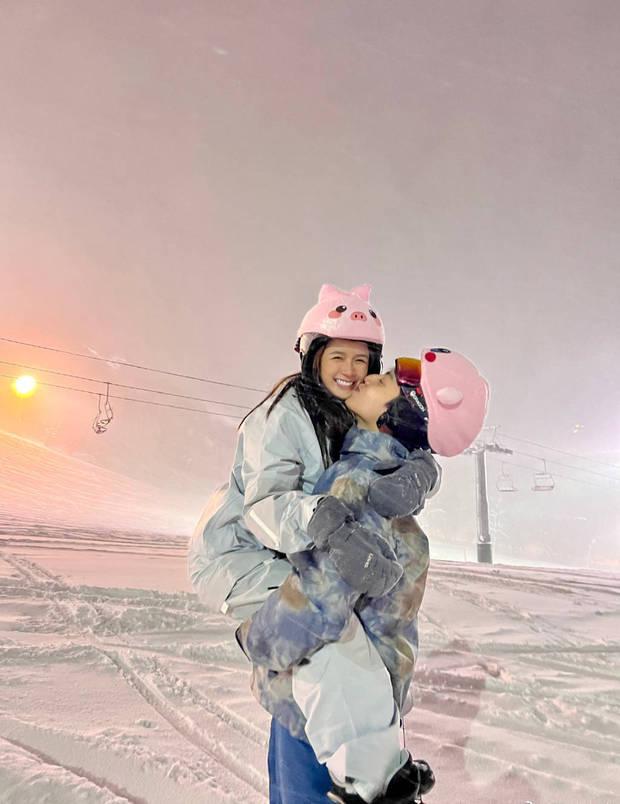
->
xmin=295 ymin=284 xmax=385 ymax=354
xmin=391 ymin=348 xmax=489 ymax=457
xmin=418 ymin=348 xmax=489 ymax=457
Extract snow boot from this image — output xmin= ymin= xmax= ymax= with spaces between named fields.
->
xmin=400 ymin=756 xmax=435 ymax=797
xmin=326 ymin=754 xmax=435 ymax=803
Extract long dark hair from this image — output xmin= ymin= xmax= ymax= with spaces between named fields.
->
xmin=240 ymin=336 xmax=383 ymax=467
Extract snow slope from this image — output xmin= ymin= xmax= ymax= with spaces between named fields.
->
xmin=0 ymin=431 xmax=196 ymax=535
xmin=0 ymin=524 xmax=618 ymax=803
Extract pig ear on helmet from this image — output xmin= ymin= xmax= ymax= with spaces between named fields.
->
xmin=435 ymin=387 xmax=464 ymax=407
xmin=349 ymin=284 xmax=371 ymax=302
xmin=317 ymin=284 xmax=370 ymax=303
xmin=294 ymin=284 xmax=385 ymax=353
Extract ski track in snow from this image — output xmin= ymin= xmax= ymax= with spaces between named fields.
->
xmin=1 ymin=528 xmax=620 ymax=803
xmin=97 ymin=648 xmax=267 ymax=795
xmin=0 ymin=546 xmax=265 ymax=803
xmin=0 ymin=734 xmax=140 ymax=803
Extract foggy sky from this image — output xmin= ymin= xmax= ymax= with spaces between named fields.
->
xmin=1 ymin=1 xmax=618 ymax=556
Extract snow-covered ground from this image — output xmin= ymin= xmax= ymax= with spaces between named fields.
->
xmin=0 ymin=523 xmax=618 ymax=804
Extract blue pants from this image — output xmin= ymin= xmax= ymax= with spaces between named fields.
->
xmin=268 ymin=718 xmax=333 ymax=803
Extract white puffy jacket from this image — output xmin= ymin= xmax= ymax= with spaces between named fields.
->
xmin=188 ymin=388 xmax=326 ymax=619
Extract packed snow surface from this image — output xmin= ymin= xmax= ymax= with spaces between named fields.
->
xmin=0 ymin=523 xmax=618 ymax=803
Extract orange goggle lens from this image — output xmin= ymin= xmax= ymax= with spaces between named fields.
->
xmin=394 ymin=357 xmax=422 ymax=388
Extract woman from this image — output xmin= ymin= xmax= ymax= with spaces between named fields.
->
xmin=189 ymin=283 xmax=383 ymax=620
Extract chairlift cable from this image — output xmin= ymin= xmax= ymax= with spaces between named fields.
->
xmin=508 ymin=448 xmax=620 ymax=483
xmin=0 ymin=372 xmax=242 ymax=419
xmin=487 ymin=455 xmax=620 ymax=492
xmin=484 ymin=428 xmax=620 ymax=472
xmin=0 ymin=336 xmax=267 ymax=394
xmin=0 ymin=359 xmax=251 ymax=410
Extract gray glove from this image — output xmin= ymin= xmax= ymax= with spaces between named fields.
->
xmin=328 ymin=523 xmax=403 ymax=597
xmin=307 ymin=496 xmax=354 ymax=551
xmin=308 ymin=496 xmax=403 ymax=597
xmin=368 ymin=450 xmax=439 ymax=518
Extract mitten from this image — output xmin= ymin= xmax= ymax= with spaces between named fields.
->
xmin=368 ymin=450 xmax=440 ymax=518
xmin=327 ymin=523 xmax=403 ymax=598
xmin=307 ymin=495 xmax=355 ymax=551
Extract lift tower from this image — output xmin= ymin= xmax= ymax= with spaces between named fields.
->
xmin=466 ymin=435 xmax=513 ymax=564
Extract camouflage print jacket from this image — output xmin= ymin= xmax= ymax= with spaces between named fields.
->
xmin=236 ymin=427 xmax=435 ymax=741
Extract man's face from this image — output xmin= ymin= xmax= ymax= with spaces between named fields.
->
xmin=345 ymin=371 xmax=401 ymax=427
xmin=318 ymin=339 xmax=370 ymax=400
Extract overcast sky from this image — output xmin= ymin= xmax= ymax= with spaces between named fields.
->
xmin=1 ymin=1 xmax=618 ymax=553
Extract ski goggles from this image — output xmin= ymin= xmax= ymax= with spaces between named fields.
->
xmin=394 ymin=357 xmax=422 ymax=388
xmin=394 ymin=357 xmax=427 ymax=414
xmin=395 ymin=348 xmax=452 ymax=387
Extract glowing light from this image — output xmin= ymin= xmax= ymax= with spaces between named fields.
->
xmin=13 ymin=375 xmax=38 ymax=397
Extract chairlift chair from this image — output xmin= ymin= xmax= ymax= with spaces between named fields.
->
xmin=92 ymin=383 xmax=114 ymax=435
xmin=497 ymin=464 xmax=518 ymax=492
xmin=532 ymin=460 xmax=555 ymax=491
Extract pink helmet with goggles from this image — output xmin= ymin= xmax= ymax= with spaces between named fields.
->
xmin=396 ymin=348 xmax=489 ymax=457
xmin=295 ymin=284 xmax=385 ymax=354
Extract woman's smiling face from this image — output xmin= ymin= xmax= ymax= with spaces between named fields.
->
xmin=318 ymin=339 xmax=370 ymax=400
xmin=346 ymin=371 xmax=401 ymax=428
